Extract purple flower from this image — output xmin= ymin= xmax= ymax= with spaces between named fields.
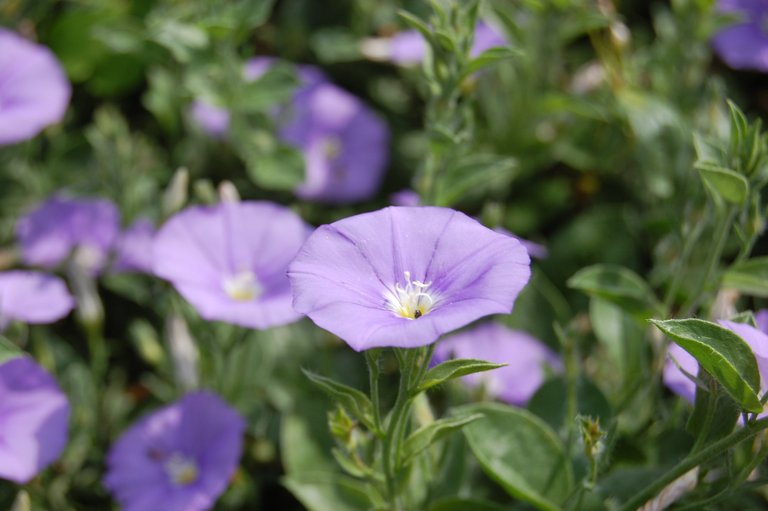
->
xmin=104 ymin=391 xmax=244 ymax=511
xmin=663 ymin=320 xmax=768 ymax=406
xmin=712 ymin=0 xmax=768 ymax=71
xmin=0 ymin=356 xmax=70 ymax=484
xmin=0 ymin=29 xmax=71 ymax=146
xmin=288 ymin=206 xmax=531 ymax=351
xmin=188 ymin=100 xmax=230 ymax=138
xmin=280 ymin=80 xmax=390 ymax=202
xmin=113 ymin=218 xmax=156 ymax=273
xmin=390 ymin=189 xmax=422 ymax=207
xmin=434 ymin=322 xmax=561 ymax=405
xmin=756 ymin=308 xmax=768 ymax=333
xmin=0 ymin=271 xmax=74 ymax=330
xmin=365 ymin=22 xmax=506 ymax=65
xmin=16 ymin=196 xmax=120 ymax=274
xmin=153 ymin=201 xmax=310 ymax=329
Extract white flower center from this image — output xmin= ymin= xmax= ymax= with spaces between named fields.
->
xmin=222 ymin=271 xmax=263 ymax=301
xmin=385 ymin=271 xmax=437 ymax=319
xmin=164 ymin=452 xmax=199 ymax=486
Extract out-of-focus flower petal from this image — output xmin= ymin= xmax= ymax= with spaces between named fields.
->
xmin=0 ymin=271 xmax=74 ymax=328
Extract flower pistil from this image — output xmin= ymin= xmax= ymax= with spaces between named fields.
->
xmin=386 ymin=271 xmax=436 ymax=319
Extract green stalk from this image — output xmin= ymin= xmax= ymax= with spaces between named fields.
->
xmin=617 ymin=417 xmax=768 ymax=511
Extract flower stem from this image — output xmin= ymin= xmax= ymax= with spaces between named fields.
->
xmin=617 ymin=417 xmax=768 ymax=511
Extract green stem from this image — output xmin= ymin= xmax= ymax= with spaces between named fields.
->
xmin=366 ymin=350 xmax=383 ymax=434
xmin=663 ymin=208 xmax=708 ymax=314
xmin=617 ymin=417 xmax=768 ymax=511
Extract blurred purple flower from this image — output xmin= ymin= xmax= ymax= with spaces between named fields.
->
xmin=664 ymin=319 xmax=768 ymax=405
xmin=104 ymin=391 xmax=244 ymax=511
xmin=113 ymin=218 xmax=156 ymax=274
xmin=756 ymin=308 xmax=768 ymax=333
xmin=280 ymin=80 xmax=390 ymax=202
xmin=434 ymin=322 xmax=561 ymax=405
xmin=0 ymin=271 xmax=74 ymax=330
xmin=0 ymin=356 xmax=70 ymax=484
xmin=390 ymin=189 xmax=422 ymax=207
xmin=288 ymin=206 xmax=531 ymax=351
xmin=363 ymin=22 xmax=506 ymax=65
xmin=0 ymin=29 xmax=71 ymax=146
xmin=188 ymin=100 xmax=230 ymax=138
xmin=16 ymin=196 xmax=120 ymax=275
xmin=712 ymin=0 xmax=768 ymax=71
xmin=153 ymin=201 xmax=310 ymax=329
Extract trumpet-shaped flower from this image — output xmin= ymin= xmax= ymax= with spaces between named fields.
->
xmin=104 ymin=391 xmax=244 ymax=511
xmin=153 ymin=201 xmax=310 ymax=329
xmin=664 ymin=320 xmax=768 ymax=405
xmin=712 ymin=0 xmax=768 ymax=71
xmin=0 ymin=29 xmax=71 ymax=145
xmin=434 ymin=322 xmax=561 ymax=405
xmin=0 ymin=356 xmax=70 ymax=484
xmin=16 ymin=196 xmax=120 ymax=274
xmin=288 ymin=206 xmax=531 ymax=351
xmin=0 ymin=271 xmax=75 ymax=330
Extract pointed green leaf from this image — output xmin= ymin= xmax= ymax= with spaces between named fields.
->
xmin=723 ymin=257 xmax=768 ymax=297
xmin=283 ymin=473 xmax=375 ymax=511
xmin=462 ymin=47 xmax=522 ymax=78
xmin=397 ymin=10 xmax=432 ymax=40
xmin=401 ymin=414 xmax=483 ymax=466
xmin=650 ymin=319 xmax=762 ymax=413
xmin=303 ymin=370 xmax=376 ymax=430
xmin=418 ymin=359 xmax=506 ymax=393
xmin=428 ymin=498 xmax=508 ymax=511
xmin=695 ymin=162 xmax=749 ymax=205
xmin=456 ymin=403 xmax=572 ymax=511
xmin=567 ymin=265 xmax=659 ymax=318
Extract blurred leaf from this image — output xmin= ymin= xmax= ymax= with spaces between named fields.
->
xmin=456 ymin=403 xmax=572 ymax=511
xmin=0 ymin=337 xmax=22 ymax=365
xmin=427 ymin=498 xmax=508 ymax=511
xmin=418 ymin=359 xmax=506 ymax=393
xmin=146 ymin=19 xmax=209 ymax=62
xmin=303 ymin=370 xmax=376 ymax=431
xmin=650 ymin=319 xmax=762 ymax=413
xmin=722 ymin=257 xmax=768 ymax=297
xmin=312 ymin=28 xmax=362 ymax=63
xmin=282 ymin=412 xmax=338 ymax=476
xmin=568 ymin=265 xmax=660 ymax=318
xmin=462 ymin=47 xmax=521 ymax=78
xmin=401 ymin=414 xmax=483 ymax=465
xmin=242 ymin=143 xmax=306 ymax=191
xmin=435 ymin=154 xmax=518 ymax=207
xmin=695 ymin=162 xmax=748 ymax=205
xmin=398 ymin=10 xmax=433 ymax=40
xmin=528 ymin=376 xmax=613 ymax=432
xmin=589 ymin=298 xmax=648 ymax=388
xmin=283 ymin=473 xmax=375 ymax=511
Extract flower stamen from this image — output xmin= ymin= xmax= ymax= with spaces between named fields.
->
xmin=385 ymin=271 xmax=437 ymax=319
xmin=222 ymin=271 xmax=263 ymax=302
xmin=164 ymin=452 xmax=199 ymax=486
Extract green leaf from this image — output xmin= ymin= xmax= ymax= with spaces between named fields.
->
xmin=528 ymin=376 xmax=613 ymax=432
xmin=687 ymin=371 xmax=739 ymax=444
xmin=283 ymin=473 xmax=375 ymax=511
xmin=722 ymin=257 xmax=768 ymax=297
xmin=567 ymin=265 xmax=659 ymax=318
xmin=590 ymin=298 xmax=648 ymax=387
xmin=456 ymin=403 xmax=573 ymax=511
xmin=241 ymin=143 xmax=306 ymax=191
xmin=303 ymin=370 xmax=376 ymax=430
xmin=418 ymin=359 xmax=506 ymax=393
xmin=650 ymin=319 xmax=762 ymax=413
xmin=435 ymin=154 xmax=518 ymax=207
xmin=462 ymin=47 xmax=521 ymax=78
xmin=695 ymin=162 xmax=749 ymax=205
xmin=401 ymin=414 xmax=483 ymax=465
xmin=427 ymin=498 xmax=508 ymax=511
xmin=0 ymin=337 xmax=22 ymax=365
xmin=397 ymin=10 xmax=432 ymax=40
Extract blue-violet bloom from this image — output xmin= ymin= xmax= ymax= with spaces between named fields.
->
xmin=0 ymin=356 xmax=70 ymax=484
xmin=104 ymin=391 xmax=244 ymax=511
xmin=434 ymin=322 xmax=561 ymax=405
xmin=16 ymin=196 xmax=120 ymax=275
xmin=0 ymin=29 xmax=71 ymax=145
xmin=712 ymin=0 xmax=768 ymax=71
xmin=153 ymin=201 xmax=310 ymax=329
xmin=0 ymin=270 xmax=74 ymax=330
xmin=288 ymin=206 xmax=531 ymax=351
xmin=188 ymin=100 xmax=230 ymax=139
